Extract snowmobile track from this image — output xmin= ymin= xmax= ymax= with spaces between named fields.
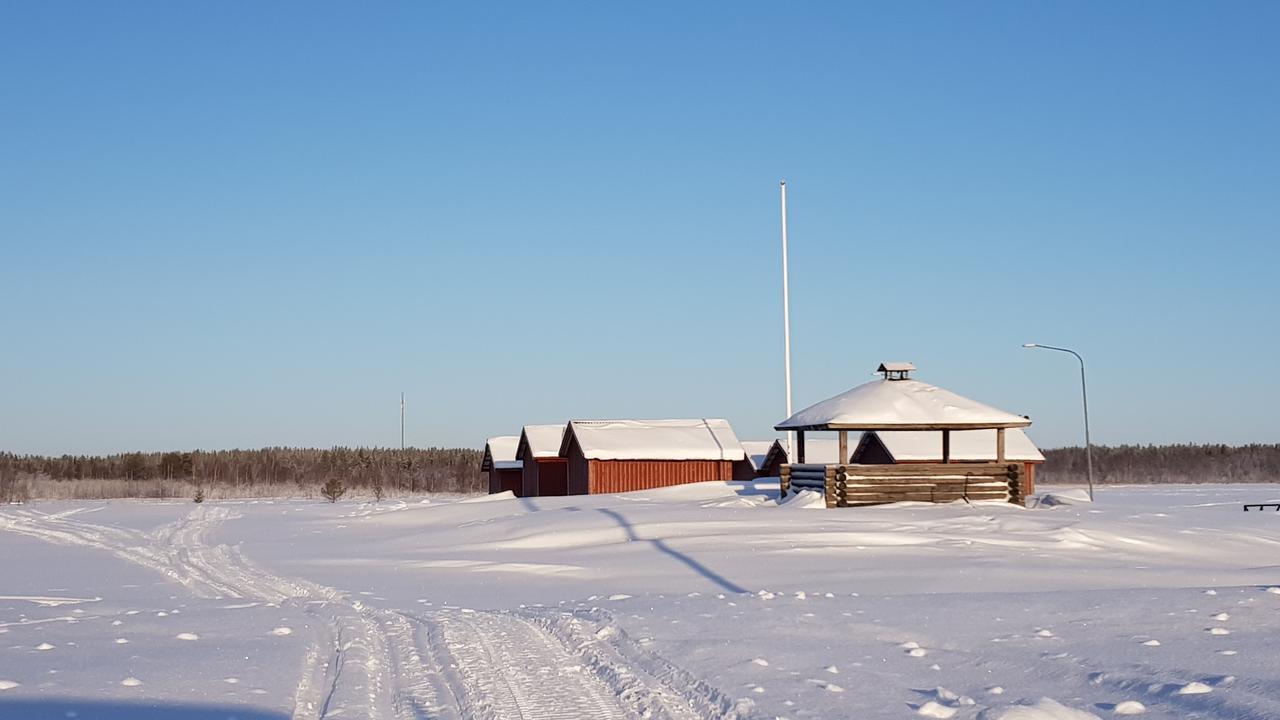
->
xmin=0 ymin=505 xmax=745 ymax=720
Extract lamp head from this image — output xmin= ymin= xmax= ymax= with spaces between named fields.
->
xmin=1022 ymin=343 xmax=1039 ymax=348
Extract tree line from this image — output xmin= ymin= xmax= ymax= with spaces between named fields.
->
xmin=0 ymin=446 xmax=484 ymax=502
xmin=1039 ymin=443 xmax=1280 ymax=485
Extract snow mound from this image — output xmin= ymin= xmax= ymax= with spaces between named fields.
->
xmin=462 ymin=491 xmax=516 ymax=503
xmin=0 ymin=680 xmax=20 ymax=691
xmin=270 ymin=627 xmax=293 ymax=636
xmin=979 ymin=698 xmax=1101 ymax=720
xmin=1175 ymin=681 xmax=1213 ymax=695
xmin=1039 ymin=490 xmax=1093 ymax=506
xmin=120 ymin=677 xmax=143 ymax=687
xmin=779 ymin=490 xmax=826 ymax=509
xmin=175 ymin=632 xmax=199 ymax=640
xmin=1112 ymin=701 xmax=1145 ymax=715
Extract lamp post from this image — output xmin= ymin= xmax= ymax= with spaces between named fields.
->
xmin=1023 ymin=343 xmax=1094 ymax=500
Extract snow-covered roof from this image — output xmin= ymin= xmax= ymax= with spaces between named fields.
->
xmin=775 ymin=378 xmax=1031 ymax=431
xmin=481 ymin=436 xmax=521 ymax=471
xmin=869 ymin=429 xmax=1045 ymax=463
xmin=562 ymin=419 xmax=746 ymax=461
xmin=741 ymin=440 xmax=783 ymax=471
xmin=517 ymin=424 xmax=567 ymax=460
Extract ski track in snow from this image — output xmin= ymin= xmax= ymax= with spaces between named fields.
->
xmin=0 ymin=505 xmax=753 ymax=720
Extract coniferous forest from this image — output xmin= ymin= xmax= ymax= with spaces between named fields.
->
xmin=1039 ymin=444 xmax=1280 ymax=485
xmin=1 ymin=444 xmax=1278 ymax=502
xmin=0 ymin=447 xmax=483 ymax=502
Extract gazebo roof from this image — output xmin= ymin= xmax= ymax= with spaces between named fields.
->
xmin=775 ymin=378 xmax=1031 ymax=431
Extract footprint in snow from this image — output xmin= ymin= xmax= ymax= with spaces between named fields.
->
xmin=1211 ymin=613 xmax=1230 ymax=621
xmin=1036 ymin=629 xmax=1055 ymax=638
xmin=913 ymin=700 xmax=957 ymax=718
xmin=825 ymin=665 xmax=839 ymax=674
xmin=986 ymin=687 xmax=1005 ymax=695
xmin=1204 ymin=589 xmax=1217 ymax=595
xmin=751 ymin=658 xmax=769 ymax=667
xmin=900 ymin=641 xmax=930 ymax=657
xmin=121 ymin=677 xmax=143 ymax=687
xmin=807 ymin=679 xmax=843 ymax=693
xmin=175 ymin=633 xmax=199 ymax=641
xmin=1207 ymin=627 xmax=1230 ymax=635
xmin=223 ymin=677 xmax=239 ymax=684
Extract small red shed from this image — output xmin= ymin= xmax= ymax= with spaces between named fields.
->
xmin=480 ymin=435 xmax=522 ymax=496
xmin=516 ymin=424 xmax=568 ymax=497
xmin=558 ymin=419 xmax=746 ymax=494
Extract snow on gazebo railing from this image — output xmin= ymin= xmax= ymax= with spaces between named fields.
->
xmin=774 ymin=363 xmax=1032 ymax=508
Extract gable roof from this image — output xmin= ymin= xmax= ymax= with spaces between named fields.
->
xmin=776 ymin=378 xmax=1031 ymax=431
xmin=741 ymin=440 xmax=783 ymax=471
xmin=864 ymin=429 xmax=1045 ymax=463
xmin=480 ymin=435 xmax=521 ymax=471
xmin=561 ymin=419 xmax=746 ymax=461
xmin=516 ymin=424 xmax=567 ymax=460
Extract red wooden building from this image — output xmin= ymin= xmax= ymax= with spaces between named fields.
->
xmin=558 ymin=419 xmax=747 ymax=494
xmin=480 ymin=435 xmax=522 ymax=496
xmin=516 ymin=424 xmax=568 ymax=497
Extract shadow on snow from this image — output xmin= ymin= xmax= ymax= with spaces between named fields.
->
xmin=598 ymin=507 xmax=748 ymax=595
xmin=0 ymin=699 xmax=288 ymax=720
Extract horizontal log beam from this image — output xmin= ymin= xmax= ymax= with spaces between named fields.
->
xmin=839 ymin=486 xmax=1008 ymax=499
xmin=836 ymin=464 xmax=1018 ymax=477
xmin=775 ymin=422 xmax=1032 ymax=431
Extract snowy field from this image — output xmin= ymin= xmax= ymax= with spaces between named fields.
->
xmin=1 ymin=483 xmax=1278 ymax=720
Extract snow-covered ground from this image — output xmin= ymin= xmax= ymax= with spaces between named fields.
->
xmin=2 ymin=483 xmax=1278 ymax=720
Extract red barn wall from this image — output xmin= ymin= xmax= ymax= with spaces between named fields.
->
xmin=536 ymin=458 xmax=568 ymax=496
xmin=587 ymin=459 xmax=733 ymax=494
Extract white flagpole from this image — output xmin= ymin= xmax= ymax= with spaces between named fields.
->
xmin=780 ymin=181 xmax=795 ymax=460
xmin=400 ymin=392 xmax=405 ymax=451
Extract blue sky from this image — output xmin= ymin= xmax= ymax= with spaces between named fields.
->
xmin=2 ymin=2 xmax=1277 ymax=455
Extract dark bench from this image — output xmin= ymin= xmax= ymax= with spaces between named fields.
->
xmin=1243 ymin=503 xmax=1280 ymax=511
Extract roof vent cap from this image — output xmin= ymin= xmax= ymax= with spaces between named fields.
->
xmin=877 ymin=362 xmax=916 ymax=381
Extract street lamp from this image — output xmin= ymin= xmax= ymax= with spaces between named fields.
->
xmin=1023 ymin=343 xmax=1094 ymax=501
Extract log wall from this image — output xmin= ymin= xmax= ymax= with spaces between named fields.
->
xmin=779 ymin=462 xmax=1022 ymax=507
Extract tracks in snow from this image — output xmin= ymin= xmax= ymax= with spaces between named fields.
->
xmin=0 ymin=506 xmax=754 ymax=720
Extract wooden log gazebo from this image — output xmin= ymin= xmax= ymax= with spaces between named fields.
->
xmin=776 ymin=363 xmax=1033 ymax=507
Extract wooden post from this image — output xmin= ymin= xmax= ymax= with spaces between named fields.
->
xmin=797 ymin=431 xmax=806 ymax=464
xmin=942 ymin=430 xmax=951 ymax=463
xmin=780 ymin=464 xmax=791 ymax=498
xmin=838 ymin=430 xmax=848 ymax=464
xmin=996 ymin=428 xmax=1006 ymax=463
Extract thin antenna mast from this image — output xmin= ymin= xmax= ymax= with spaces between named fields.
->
xmin=400 ymin=392 xmax=405 ymax=451
xmin=780 ymin=181 xmax=795 ymax=459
